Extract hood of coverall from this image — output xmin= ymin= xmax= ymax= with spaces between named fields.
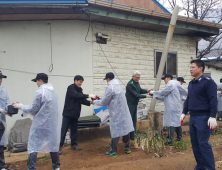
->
xmin=39 ymin=83 xmax=54 ymax=91
xmin=108 ymin=78 xmax=119 ymax=85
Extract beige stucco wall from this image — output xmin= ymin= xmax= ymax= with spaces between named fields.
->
xmin=92 ymin=23 xmax=196 ymax=112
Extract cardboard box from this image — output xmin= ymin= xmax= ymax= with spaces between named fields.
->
xmin=137 ymin=109 xmax=147 ymax=120
xmin=137 ymin=109 xmax=143 ymax=120
xmin=137 ymin=103 xmax=145 ymax=110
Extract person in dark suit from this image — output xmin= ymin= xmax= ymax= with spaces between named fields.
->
xmin=59 ymin=75 xmax=96 ymax=154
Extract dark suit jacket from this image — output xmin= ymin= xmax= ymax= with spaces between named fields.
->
xmin=62 ymin=84 xmax=90 ymax=118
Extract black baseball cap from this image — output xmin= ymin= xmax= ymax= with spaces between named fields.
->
xmin=177 ymin=77 xmax=186 ymax=83
xmin=104 ymin=72 xmax=114 ymax=80
xmin=0 ymin=71 xmax=7 ymax=78
xmin=32 ymin=73 xmax=48 ymax=82
xmin=161 ymin=73 xmax=173 ymax=80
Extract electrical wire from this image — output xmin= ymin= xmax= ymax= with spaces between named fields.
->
xmin=0 ymin=67 xmax=93 ymax=77
xmin=85 ymin=17 xmax=93 ymax=43
xmin=48 ymin=23 xmax=53 ymax=72
xmin=183 ymin=62 xmax=191 ymax=78
xmin=84 ymin=12 xmax=125 ymax=86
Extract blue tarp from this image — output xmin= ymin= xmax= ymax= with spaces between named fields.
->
xmin=94 ymin=106 xmax=108 ymax=114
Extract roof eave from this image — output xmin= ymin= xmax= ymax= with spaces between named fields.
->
xmin=205 ymin=62 xmax=222 ymax=70
xmin=0 ymin=0 xmax=88 ymax=4
xmin=88 ymin=0 xmax=222 ymax=30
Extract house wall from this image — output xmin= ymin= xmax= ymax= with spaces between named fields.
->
xmin=92 ymin=23 xmax=196 ymax=112
xmin=114 ymin=0 xmax=165 ymax=12
xmin=0 ymin=20 xmax=94 ymax=134
xmin=0 ymin=19 xmax=197 ymax=135
xmin=204 ymin=66 xmax=222 ymax=84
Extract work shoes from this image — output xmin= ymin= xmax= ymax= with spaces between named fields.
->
xmin=1 ymin=168 xmax=13 ymax=170
xmin=125 ymin=147 xmax=131 ymax=154
xmin=211 ymin=130 xmax=216 ymax=135
xmin=105 ymin=151 xmax=118 ymax=157
xmin=175 ymin=138 xmax=183 ymax=141
xmin=164 ymin=142 xmax=172 ymax=145
xmin=71 ymin=145 xmax=82 ymax=151
xmin=53 ymin=168 xmax=60 ymax=170
xmin=59 ymin=147 xmax=62 ymax=155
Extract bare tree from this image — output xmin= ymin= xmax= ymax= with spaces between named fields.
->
xmin=159 ymin=0 xmax=222 ymax=59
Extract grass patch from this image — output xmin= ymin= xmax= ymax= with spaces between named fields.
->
xmin=210 ymin=137 xmax=222 ymax=147
xmin=182 ymin=122 xmax=189 ymax=126
xmin=172 ymin=140 xmax=192 ymax=151
xmin=37 ymin=156 xmax=51 ymax=164
xmin=133 ymin=128 xmax=165 ymax=154
xmin=216 ymin=129 xmax=222 ymax=134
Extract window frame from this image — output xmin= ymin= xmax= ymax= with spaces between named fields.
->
xmin=154 ymin=49 xmax=178 ymax=78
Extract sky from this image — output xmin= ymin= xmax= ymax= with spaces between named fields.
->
xmin=158 ymin=0 xmax=222 ymax=18
xmin=158 ymin=0 xmax=222 ymax=51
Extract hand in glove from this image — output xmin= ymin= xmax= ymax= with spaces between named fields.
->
xmin=0 ymin=108 xmax=12 ymax=117
xmin=90 ymin=101 xmax=95 ymax=105
xmin=180 ymin=114 xmax=186 ymax=125
xmin=208 ymin=117 xmax=217 ymax=130
xmin=12 ymin=102 xmax=23 ymax=109
xmin=148 ymin=90 xmax=154 ymax=96
xmin=89 ymin=94 xmax=97 ymax=100
xmin=0 ymin=108 xmax=7 ymax=114
xmin=150 ymin=90 xmax=154 ymax=94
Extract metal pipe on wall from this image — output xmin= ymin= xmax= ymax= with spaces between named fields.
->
xmin=149 ymin=5 xmax=179 ymax=111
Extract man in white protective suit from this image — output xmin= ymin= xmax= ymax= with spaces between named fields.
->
xmin=0 ymin=71 xmax=13 ymax=170
xmin=13 ymin=73 xmax=61 ymax=170
xmin=149 ymin=73 xmax=188 ymax=145
xmin=92 ymin=72 xmax=134 ymax=157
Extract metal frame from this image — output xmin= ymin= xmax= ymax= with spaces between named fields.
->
xmin=154 ymin=49 xmax=178 ymax=78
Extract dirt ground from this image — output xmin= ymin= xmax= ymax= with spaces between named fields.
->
xmin=6 ymin=133 xmax=222 ymax=170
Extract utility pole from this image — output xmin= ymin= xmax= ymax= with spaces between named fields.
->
xmin=149 ymin=5 xmax=179 ymax=111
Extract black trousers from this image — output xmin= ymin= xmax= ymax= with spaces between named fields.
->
xmin=0 ymin=127 xmax=5 ymax=169
xmin=128 ymin=105 xmax=137 ymax=140
xmin=0 ymin=145 xmax=5 ymax=169
xmin=110 ymin=133 xmax=130 ymax=153
xmin=27 ymin=152 xmax=60 ymax=170
xmin=60 ymin=116 xmax=78 ymax=147
xmin=166 ymin=126 xmax=182 ymax=143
